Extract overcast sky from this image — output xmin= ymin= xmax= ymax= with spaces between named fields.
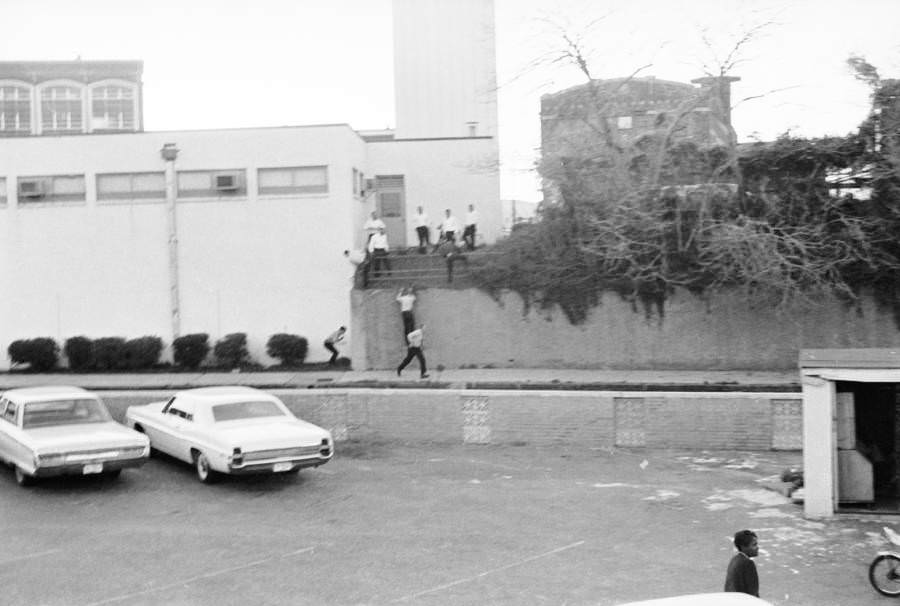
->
xmin=4 ymin=0 xmax=899 ymax=202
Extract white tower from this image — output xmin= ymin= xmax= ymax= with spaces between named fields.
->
xmin=392 ymin=0 xmax=498 ymax=139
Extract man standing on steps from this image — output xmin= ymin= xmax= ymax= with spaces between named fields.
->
xmin=724 ymin=529 xmax=760 ymax=598
xmin=463 ymin=203 xmax=479 ymax=250
xmin=368 ymin=226 xmax=391 ymax=278
xmin=413 ymin=206 xmax=430 ymax=254
xmin=397 ymin=325 xmax=429 ymax=379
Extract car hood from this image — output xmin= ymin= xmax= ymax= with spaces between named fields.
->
xmin=26 ymin=422 xmax=149 ymax=453
xmin=210 ymin=419 xmax=328 ymax=450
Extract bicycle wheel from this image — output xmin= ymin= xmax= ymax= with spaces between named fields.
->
xmin=870 ymin=554 xmax=900 ymax=596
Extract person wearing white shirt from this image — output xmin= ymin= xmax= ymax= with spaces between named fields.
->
xmin=368 ymin=227 xmax=391 ymax=278
xmin=413 ymin=206 xmax=430 ymax=253
xmin=396 ymin=287 xmax=417 ymax=337
xmin=439 ymin=209 xmax=460 ymax=243
xmin=363 ymin=211 xmax=386 ymax=245
xmin=344 ymin=248 xmax=369 ymax=287
xmin=463 ymin=203 xmax=479 ymax=250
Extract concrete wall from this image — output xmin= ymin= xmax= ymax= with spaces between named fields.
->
xmin=393 ymin=0 xmax=498 ymax=140
xmin=98 ymin=388 xmax=802 ymax=451
xmin=354 ymin=287 xmax=900 ymax=371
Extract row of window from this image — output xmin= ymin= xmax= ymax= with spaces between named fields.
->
xmin=0 ymin=79 xmax=139 ymax=136
xmin=0 ymin=166 xmax=329 ymax=205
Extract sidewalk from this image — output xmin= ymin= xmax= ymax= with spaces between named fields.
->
xmin=0 ymin=367 xmax=801 ymax=392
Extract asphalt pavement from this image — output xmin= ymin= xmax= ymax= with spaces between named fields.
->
xmin=0 ymin=442 xmax=887 ymax=606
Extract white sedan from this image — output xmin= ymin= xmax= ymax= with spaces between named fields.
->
xmin=617 ymin=593 xmax=772 ymax=605
xmin=124 ymin=386 xmax=333 ymax=483
xmin=0 ymin=386 xmax=150 ymax=486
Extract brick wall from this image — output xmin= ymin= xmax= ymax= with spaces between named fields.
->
xmin=95 ymin=389 xmax=802 ymax=451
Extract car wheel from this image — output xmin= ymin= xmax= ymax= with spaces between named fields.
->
xmin=194 ymin=452 xmax=217 ymax=484
xmin=14 ymin=467 xmax=35 ymax=487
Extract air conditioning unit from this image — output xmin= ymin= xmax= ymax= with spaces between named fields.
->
xmin=214 ymin=173 xmax=240 ymax=191
xmin=364 ymin=178 xmax=377 ymax=192
xmin=18 ymin=180 xmax=44 ymax=199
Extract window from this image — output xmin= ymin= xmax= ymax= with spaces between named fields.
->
xmin=40 ymin=84 xmax=84 ymax=134
xmin=90 ymin=83 xmax=136 ymax=131
xmin=257 ymin=166 xmax=328 ymax=195
xmin=0 ymin=83 xmax=32 ymax=136
xmin=17 ymin=175 xmax=86 ymax=203
xmin=1 ymin=399 xmax=15 ymax=424
xmin=616 ymin=116 xmax=633 ymax=130
xmin=212 ymin=401 xmax=285 ymax=422
xmin=97 ymin=172 xmax=166 ymax=202
xmin=177 ymin=169 xmax=246 ymax=198
xmin=0 ymin=177 xmax=6 ymax=205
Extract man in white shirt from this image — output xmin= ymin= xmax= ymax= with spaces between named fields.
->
xmin=363 ymin=211 xmax=386 ymax=245
xmin=396 ymin=287 xmax=417 ymax=338
xmin=463 ymin=203 xmax=479 ymax=250
xmin=397 ymin=325 xmax=428 ymax=379
xmin=439 ymin=209 xmax=460 ymax=244
xmin=413 ymin=206 xmax=430 ymax=254
xmin=368 ymin=226 xmax=391 ymax=278
xmin=344 ymin=248 xmax=369 ymax=288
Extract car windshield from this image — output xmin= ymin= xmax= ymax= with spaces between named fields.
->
xmin=22 ymin=399 xmax=112 ymax=428
xmin=212 ymin=400 xmax=286 ymax=422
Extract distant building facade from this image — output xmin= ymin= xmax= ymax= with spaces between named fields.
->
xmin=0 ymin=60 xmax=143 ymax=137
xmin=541 ymin=75 xmax=739 ymax=159
xmin=0 ymin=0 xmax=499 ymax=369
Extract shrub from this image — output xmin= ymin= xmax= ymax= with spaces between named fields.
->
xmin=266 ymin=333 xmax=308 ymax=366
xmin=214 ymin=332 xmax=250 ymax=369
xmin=173 ymin=333 xmax=210 ymax=369
xmin=123 ymin=336 xmax=164 ymax=370
xmin=64 ymin=336 xmax=94 ymax=371
xmin=8 ymin=337 xmax=60 ymax=372
xmin=93 ymin=337 xmax=127 ymax=371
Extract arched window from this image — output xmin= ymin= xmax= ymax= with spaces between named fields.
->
xmin=89 ymin=80 xmax=137 ymax=131
xmin=0 ymin=81 xmax=33 ymax=136
xmin=40 ymin=82 xmax=84 ymax=134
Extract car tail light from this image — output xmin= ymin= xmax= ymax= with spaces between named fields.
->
xmin=319 ymin=438 xmax=331 ymax=456
xmin=231 ymin=447 xmax=243 ymax=466
xmin=36 ymin=453 xmax=66 ymax=467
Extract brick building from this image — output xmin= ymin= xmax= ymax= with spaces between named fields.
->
xmin=0 ymin=60 xmax=143 ymax=137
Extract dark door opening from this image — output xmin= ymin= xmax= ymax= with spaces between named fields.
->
xmin=836 ymin=381 xmax=899 ymax=513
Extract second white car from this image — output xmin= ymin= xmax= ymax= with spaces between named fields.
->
xmin=124 ymin=386 xmax=333 ymax=483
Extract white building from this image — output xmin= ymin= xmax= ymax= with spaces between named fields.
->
xmin=0 ymin=0 xmax=499 ymax=369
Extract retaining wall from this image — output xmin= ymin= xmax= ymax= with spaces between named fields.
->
xmin=100 ymin=388 xmax=803 ymax=451
xmin=352 ymin=287 xmax=900 ymax=371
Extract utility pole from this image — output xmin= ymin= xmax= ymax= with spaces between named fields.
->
xmin=161 ymin=143 xmax=181 ymax=341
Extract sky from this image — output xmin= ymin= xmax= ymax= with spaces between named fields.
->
xmin=4 ymin=0 xmax=900 ymax=202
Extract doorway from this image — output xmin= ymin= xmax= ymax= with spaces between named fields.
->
xmin=375 ymin=175 xmax=406 ymax=248
xmin=835 ymin=381 xmax=900 ymax=513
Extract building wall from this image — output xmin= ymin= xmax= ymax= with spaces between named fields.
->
xmin=367 ymin=137 xmax=501 ymax=246
xmin=1 ymin=126 xmax=368 ymax=368
xmin=392 ymin=0 xmax=498 ymax=140
xmin=354 ymin=287 xmax=900 ymax=371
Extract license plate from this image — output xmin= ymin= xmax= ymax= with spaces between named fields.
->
xmin=273 ymin=462 xmax=293 ymax=472
xmin=83 ymin=463 xmax=103 ymax=474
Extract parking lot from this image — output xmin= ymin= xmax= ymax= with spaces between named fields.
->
xmin=0 ymin=442 xmax=891 ymax=606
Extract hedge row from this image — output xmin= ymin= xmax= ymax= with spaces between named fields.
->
xmin=7 ymin=333 xmax=311 ymax=372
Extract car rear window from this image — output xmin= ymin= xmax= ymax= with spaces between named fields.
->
xmin=212 ymin=401 xmax=286 ymax=422
xmin=22 ymin=399 xmax=112 ymax=428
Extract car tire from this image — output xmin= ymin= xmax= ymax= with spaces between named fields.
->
xmin=14 ymin=467 xmax=35 ymax=487
xmin=194 ymin=451 xmax=217 ymax=484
